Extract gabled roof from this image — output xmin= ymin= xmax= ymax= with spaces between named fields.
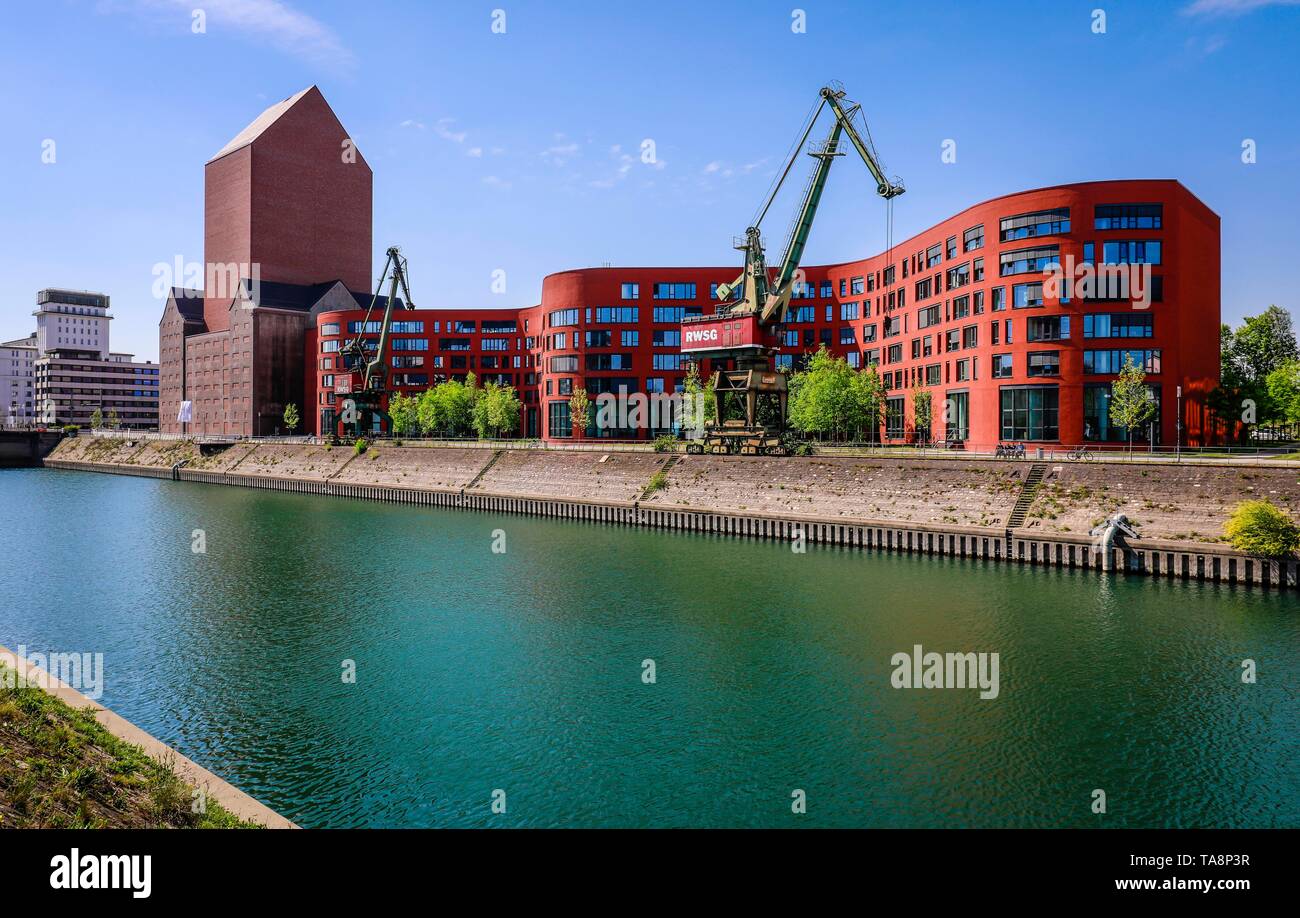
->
xmin=170 ymin=287 xmax=206 ymax=322
xmin=208 ymin=86 xmax=314 ymax=163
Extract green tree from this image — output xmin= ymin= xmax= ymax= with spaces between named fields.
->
xmin=568 ymin=387 xmax=591 ymax=437
xmin=1224 ymin=306 xmax=1298 ymax=384
xmin=910 ymin=384 xmax=933 ymax=445
xmin=387 ymin=392 xmax=419 ymax=436
xmin=849 ymin=365 xmax=885 ymax=443
xmin=89 ymin=408 xmax=103 ymax=429
xmin=106 ymin=408 xmax=119 ymax=429
xmin=1109 ymin=355 xmax=1157 ymax=455
xmin=789 ymin=347 xmax=872 ymax=440
xmin=472 ymin=382 xmax=522 ymax=439
xmin=681 ymin=362 xmax=716 ymax=428
xmin=282 ymin=403 xmax=300 ymax=434
xmin=1264 ymin=361 xmax=1300 ymax=426
xmin=416 ymin=377 xmax=476 ymax=437
xmin=1224 ymin=499 xmax=1300 ymax=557
xmin=1212 ymin=307 xmax=1297 ymax=439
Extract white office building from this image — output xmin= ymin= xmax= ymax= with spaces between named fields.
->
xmin=1 ymin=333 xmax=37 ymax=427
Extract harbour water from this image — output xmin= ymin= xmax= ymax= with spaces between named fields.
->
xmin=3 ymin=468 xmax=1297 ymax=828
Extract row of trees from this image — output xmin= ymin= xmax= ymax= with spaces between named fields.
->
xmin=782 ymin=345 xmax=1157 ymax=450
xmin=385 ymin=373 xmax=522 ymax=439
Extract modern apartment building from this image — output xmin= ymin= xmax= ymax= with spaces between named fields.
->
xmin=305 ymin=180 xmax=1220 ymax=447
xmin=35 ymin=349 xmax=160 ymax=429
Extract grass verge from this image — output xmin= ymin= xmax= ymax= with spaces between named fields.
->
xmin=0 ymin=665 xmax=258 ymax=828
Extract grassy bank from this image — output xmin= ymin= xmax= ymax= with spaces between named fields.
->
xmin=0 ymin=667 xmax=257 ymax=828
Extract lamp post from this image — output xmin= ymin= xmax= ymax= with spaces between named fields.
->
xmin=1176 ymin=385 xmax=1183 ymax=462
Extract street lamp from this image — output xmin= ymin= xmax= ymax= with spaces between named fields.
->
xmin=1176 ymin=385 xmax=1183 ymax=462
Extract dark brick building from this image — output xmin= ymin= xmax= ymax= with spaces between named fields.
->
xmin=159 ymin=86 xmax=374 ymax=436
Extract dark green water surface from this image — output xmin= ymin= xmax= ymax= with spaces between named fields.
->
xmin=2 ymin=469 xmax=1296 ymax=827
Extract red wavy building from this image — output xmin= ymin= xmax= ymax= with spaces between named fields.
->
xmin=160 ymin=89 xmax=1220 ymax=447
xmin=308 ymin=179 xmax=1219 ymax=448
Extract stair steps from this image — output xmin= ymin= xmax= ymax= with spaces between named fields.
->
xmin=639 ymin=454 xmax=680 ymax=500
xmin=1006 ymin=463 xmax=1047 ymax=529
xmin=466 ymin=449 xmax=505 ymax=489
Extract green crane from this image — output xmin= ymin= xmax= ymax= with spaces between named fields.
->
xmin=335 ymin=246 xmax=414 ymax=441
xmin=684 ymin=84 xmax=903 ymax=455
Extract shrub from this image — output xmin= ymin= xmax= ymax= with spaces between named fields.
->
xmin=62 ymin=425 xmax=79 ymax=434
xmin=354 ymin=437 xmax=368 ymax=455
xmin=652 ymin=434 xmax=677 ymax=453
xmin=646 ymin=470 xmax=668 ymax=493
xmin=1224 ymin=499 xmax=1300 ymax=557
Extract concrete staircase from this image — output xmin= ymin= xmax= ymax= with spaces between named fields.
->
xmin=1007 ymin=463 xmax=1047 ymax=529
xmin=639 ymin=454 xmax=680 ymax=500
xmin=466 ymin=449 xmax=505 ymax=489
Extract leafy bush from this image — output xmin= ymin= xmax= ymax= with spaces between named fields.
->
xmin=646 ymin=470 xmax=668 ymax=493
xmin=1224 ymin=499 xmax=1300 ymax=557
xmin=354 ymin=437 xmax=368 ymax=455
xmin=652 ymin=435 xmax=677 ymax=453
xmin=61 ymin=425 xmax=79 ymax=434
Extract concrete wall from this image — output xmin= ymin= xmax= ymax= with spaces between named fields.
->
xmin=43 ymin=439 xmax=1300 ymax=592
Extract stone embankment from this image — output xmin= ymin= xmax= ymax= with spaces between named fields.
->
xmin=44 ymin=435 xmax=1300 ymax=590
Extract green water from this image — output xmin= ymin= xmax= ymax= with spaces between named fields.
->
xmin=2 ymin=468 xmax=1297 ymax=828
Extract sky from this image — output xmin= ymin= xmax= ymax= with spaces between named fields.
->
xmin=0 ymin=0 xmax=1297 ymax=361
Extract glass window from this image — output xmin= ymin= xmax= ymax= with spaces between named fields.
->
xmin=1083 ymin=313 xmax=1153 ymax=338
xmin=993 ymin=354 xmax=1013 ymax=378
xmin=548 ymin=401 xmax=573 ymax=438
xmin=1101 ymin=240 xmax=1161 ymax=265
xmin=999 ymin=208 xmax=1070 ymax=242
xmin=1027 ymin=351 xmax=1060 ymax=377
xmin=621 ymin=282 xmax=640 ymax=299
xmin=653 ymin=282 xmax=697 ymax=299
xmin=1095 ymin=204 xmax=1162 ymax=230
xmin=1012 ymin=282 xmax=1045 ymax=309
xmin=1083 ymin=349 xmax=1162 ymax=375
xmin=1083 ymin=383 xmax=1161 ymax=442
xmin=885 ymin=396 xmax=906 ymax=438
xmin=1000 ymin=245 xmax=1060 ymax=276
xmin=946 ymin=390 xmax=969 ymax=439
xmin=1000 ymin=386 xmax=1059 ymax=440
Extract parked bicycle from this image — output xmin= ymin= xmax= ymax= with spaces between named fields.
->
xmin=1067 ymin=445 xmax=1094 ymax=461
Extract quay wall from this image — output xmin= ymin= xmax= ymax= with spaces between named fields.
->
xmin=42 ymin=436 xmax=1300 ymax=591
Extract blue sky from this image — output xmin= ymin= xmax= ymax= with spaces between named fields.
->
xmin=1 ymin=0 xmax=1297 ymax=360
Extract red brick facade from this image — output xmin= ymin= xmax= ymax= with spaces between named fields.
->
xmin=161 ymin=87 xmax=373 ymax=436
xmin=307 ymin=180 xmax=1221 ymax=449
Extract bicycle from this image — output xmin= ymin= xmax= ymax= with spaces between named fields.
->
xmin=1067 ymin=445 xmax=1094 ymax=461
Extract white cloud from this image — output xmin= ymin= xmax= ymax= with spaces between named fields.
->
xmin=1183 ymin=0 xmax=1300 ymax=15
xmin=128 ymin=0 xmax=352 ymax=66
xmin=399 ymin=119 xmax=426 ymax=130
xmin=435 ymin=118 xmax=468 ymax=143
xmin=482 ymin=175 xmax=511 ymax=191
xmin=466 ymin=147 xmax=483 ymax=157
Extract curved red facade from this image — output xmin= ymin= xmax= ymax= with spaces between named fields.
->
xmin=308 ymin=179 xmax=1220 ymax=447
